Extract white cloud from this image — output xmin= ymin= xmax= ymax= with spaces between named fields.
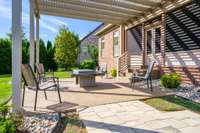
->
xmin=0 ymin=4 xmax=11 ymax=19
xmin=0 ymin=1 xmax=63 ymax=33
xmin=40 ymin=19 xmax=57 ymax=33
xmin=42 ymin=16 xmax=68 ymax=27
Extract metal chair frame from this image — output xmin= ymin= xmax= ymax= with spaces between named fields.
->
xmin=21 ymin=64 xmax=62 ymax=111
xmin=130 ymin=60 xmax=156 ymax=92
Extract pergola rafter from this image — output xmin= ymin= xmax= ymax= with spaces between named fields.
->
xmin=125 ymin=0 xmax=161 ymax=7
xmin=37 ymin=0 xmax=163 ymax=23
xmin=40 ymin=7 xmax=125 ymax=24
xmin=46 ymin=0 xmax=143 ymax=13
xmin=39 ymin=0 xmax=136 ymax=18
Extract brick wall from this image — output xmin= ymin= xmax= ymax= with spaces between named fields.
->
xmin=98 ymin=27 xmax=120 ymax=73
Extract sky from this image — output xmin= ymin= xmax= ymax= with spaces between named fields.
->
xmin=0 ymin=0 xmax=101 ymax=43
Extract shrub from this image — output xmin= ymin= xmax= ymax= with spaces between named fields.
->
xmin=0 ymin=104 xmax=16 ymax=133
xmin=0 ymin=104 xmax=9 ymax=119
xmin=0 ymin=104 xmax=23 ymax=133
xmin=80 ymin=60 xmax=96 ymax=69
xmin=0 ymin=118 xmax=16 ymax=133
xmin=111 ymin=69 xmax=117 ymax=77
xmin=161 ymin=73 xmax=181 ymax=89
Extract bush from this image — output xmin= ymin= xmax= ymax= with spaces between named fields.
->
xmin=111 ymin=69 xmax=117 ymax=77
xmin=0 ymin=104 xmax=23 ymax=133
xmin=0 ymin=104 xmax=16 ymax=133
xmin=80 ymin=60 xmax=96 ymax=69
xmin=161 ymin=73 xmax=181 ymax=89
xmin=0 ymin=118 xmax=16 ymax=133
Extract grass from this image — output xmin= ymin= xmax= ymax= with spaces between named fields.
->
xmin=48 ymin=71 xmax=72 ymax=79
xmin=0 ymin=75 xmax=12 ymax=104
xmin=0 ymin=71 xmax=72 ymax=103
xmin=144 ymin=95 xmax=200 ymax=113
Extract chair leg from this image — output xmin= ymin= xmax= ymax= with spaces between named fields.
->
xmin=146 ymin=79 xmax=149 ymax=89
xmin=130 ymin=78 xmax=133 ymax=87
xmin=44 ymin=90 xmax=47 ymax=100
xmin=57 ymin=85 xmax=62 ymax=103
xmin=150 ymin=77 xmax=153 ymax=92
xmin=22 ymin=84 xmax=26 ymax=107
xmin=34 ymin=88 xmax=39 ymax=111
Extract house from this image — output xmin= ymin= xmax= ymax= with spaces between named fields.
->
xmin=78 ymin=24 xmax=104 ymax=65
xmin=95 ymin=0 xmax=200 ymax=85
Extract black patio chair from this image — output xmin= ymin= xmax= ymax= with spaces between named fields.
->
xmin=21 ymin=64 xmax=62 ymax=111
xmin=35 ymin=63 xmax=56 ymax=83
xmin=130 ymin=60 xmax=156 ymax=92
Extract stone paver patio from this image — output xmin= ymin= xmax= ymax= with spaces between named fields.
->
xmin=79 ymin=100 xmax=200 ymax=133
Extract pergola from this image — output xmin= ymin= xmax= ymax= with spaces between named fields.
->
xmin=12 ymin=0 xmax=191 ymax=112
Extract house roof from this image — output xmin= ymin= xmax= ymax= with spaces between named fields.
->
xmin=80 ymin=23 xmax=105 ymax=42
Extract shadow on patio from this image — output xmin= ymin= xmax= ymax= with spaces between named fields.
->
xmin=23 ymin=77 xmax=172 ymax=113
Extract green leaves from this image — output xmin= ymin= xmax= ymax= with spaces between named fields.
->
xmin=80 ymin=60 xmax=96 ymax=69
xmin=54 ymin=26 xmax=80 ymax=69
xmin=87 ymin=45 xmax=98 ymax=65
xmin=111 ymin=69 xmax=117 ymax=77
xmin=161 ymin=73 xmax=181 ymax=89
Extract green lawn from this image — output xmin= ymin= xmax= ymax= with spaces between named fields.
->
xmin=0 ymin=75 xmax=12 ymax=104
xmin=144 ymin=95 xmax=200 ymax=113
xmin=51 ymin=71 xmax=72 ymax=79
xmin=0 ymin=71 xmax=72 ymax=103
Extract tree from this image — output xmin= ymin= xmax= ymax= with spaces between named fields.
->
xmin=39 ymin=39 xmax=48 ymax=70
xmin=54 ymin=26 xmax=80 ymax=69
xmin=88 ymin=45 xmax=98 ymax=65
xmin=22 ymin=39 xmax=29 ymax=64
xmin=0 ymin=39 xmax=11 ymax=74
xmin=46 ymin=41 xmax=57 ymax=71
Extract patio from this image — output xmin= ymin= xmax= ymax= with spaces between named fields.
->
xmin=22 ymin=77 xmax=171 ymax=112
xmin=80 ymin=100 xmax=200 ymax=133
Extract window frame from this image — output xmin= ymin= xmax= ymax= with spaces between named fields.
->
xmin=113 ymin=30 xmax=120 ymax=57
xmin=100 ymin=37 xmax=105 ymax=58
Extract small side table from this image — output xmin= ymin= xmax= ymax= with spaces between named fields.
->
xmin=47 ymin=102 xmax=79 ymax=120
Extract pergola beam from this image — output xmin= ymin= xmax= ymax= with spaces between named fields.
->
xmin=40 ymin=0 xmax=136 ymax=18
xmin=89 ymin=0 xmax=151 ymax=11
xmin=127 ymin=0 xmax=192 ymax=28
xmin=125 ymin=0 xmax=161 ymax=7
xmin=40 ymin=6 xmax=126 ymax=23
xmin=41 ymin=0 xmax=142 ymax=16
xmin=40 ymin=10 xmax=123 ymax=24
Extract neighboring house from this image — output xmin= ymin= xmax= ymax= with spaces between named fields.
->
xmin=95 ymin=1 xmax=200 ymax=85
xmin=78 ymin=24 xmax=104 ymax=65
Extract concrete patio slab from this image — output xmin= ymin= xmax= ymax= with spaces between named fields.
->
xmin=23 ymin=77 xmax=171 ymax=112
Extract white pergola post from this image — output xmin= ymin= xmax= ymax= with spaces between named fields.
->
xmin=29 ymin=0 xmax=35 ymax=70
xmin=12 ymin=0 xmax=22 ymax=112
xmin=36 ymin=16 xmax=40 ymax=64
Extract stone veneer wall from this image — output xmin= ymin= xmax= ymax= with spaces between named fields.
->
xmin=78 ymin=34 xmax=98 ymax=65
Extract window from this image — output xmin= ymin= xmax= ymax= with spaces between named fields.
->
xmin=113 ymin=31 xmax=120 ymax=57
xmin=82 ymin=46 xmax=88 ymax=55
xmin=101 ymin=37 xmax=105 ymax=58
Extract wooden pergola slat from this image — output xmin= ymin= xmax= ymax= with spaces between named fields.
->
xmin=39 ymin=1 xmax=135 ymax=19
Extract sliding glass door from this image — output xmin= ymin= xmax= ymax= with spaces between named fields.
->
xmin=145 ymin=27 xmax=161 ymax=65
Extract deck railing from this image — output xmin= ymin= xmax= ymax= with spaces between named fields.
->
xmin=118 ymin=51 xmax=143 ymax=74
